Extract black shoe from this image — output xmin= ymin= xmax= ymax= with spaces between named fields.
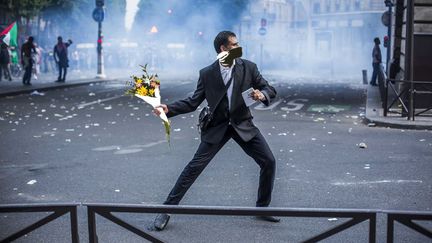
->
xmin=369 ymin=82 xmax=377 ymax=86
xmin=153 ymin=213 xmax=170 ymax=231
xmin=255 ymin=216 xmax=281 ymax=223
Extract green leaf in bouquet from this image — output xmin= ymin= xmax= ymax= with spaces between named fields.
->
xmin=163 ymin=120 xmax=171 ymax=147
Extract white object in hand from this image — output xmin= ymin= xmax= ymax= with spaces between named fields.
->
xmin=242 ymin=88 xmax=258 ymax=107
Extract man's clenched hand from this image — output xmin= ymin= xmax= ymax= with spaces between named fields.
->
xmin=153 ymin=104 xmax=168 ymax=116
xmin=250 ymin=89 xmax=266 ymax=101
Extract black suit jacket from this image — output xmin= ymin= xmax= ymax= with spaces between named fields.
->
xmin=167 ymin=58 xmax=277 ymax=144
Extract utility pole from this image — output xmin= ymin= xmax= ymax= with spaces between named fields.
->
xmin=93 ymin=0 xmax=106 ymax=78
xmin=384 ymin=0 xmax=394 ymax=76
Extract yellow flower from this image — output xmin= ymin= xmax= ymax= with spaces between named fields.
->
xmin=135 ymin=78 xmax=143 ymax=85
xmin=148 ymin=88 xmax=155 ymax=97
xmin=137 ymin=86 xmax=148 ymax=96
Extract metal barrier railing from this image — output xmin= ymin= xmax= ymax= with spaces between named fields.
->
xmin=384 ymin=78 xmax=432 ymax=120
xmin=85 ymin=203 xmax=376 ymax=243
xmin=2 ymin=203 xmax=431 ymax=242
xmin=385 ymin=210 xmax=432 ymax=243
xmin=0 ymin=203 xmax=79 ymax=243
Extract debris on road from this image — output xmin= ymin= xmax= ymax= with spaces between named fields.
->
xmin=27 ymin=180 xmax=37 ymax=185
xmin=30 ymin=90 xmax=45 ymax=96
xmin=358 ymin=142 xmax=367 ymax=149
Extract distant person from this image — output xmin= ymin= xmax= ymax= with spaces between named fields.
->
xmin=0 ymin=41 xmax=12 ymax=81
xmin=32 ymin=42 xmax=42 ymax=80
xmin=152 ymin=30 xmax=278 ymax=231
xmin=389 ymin=47 xmax=401 ymax=80
xmin=21 ymin=36 xmax=36 ymax=85
xmin=370 ymin=37 xmax=382 ymax=86
xmin=53 ymin=36 xmax=72 ymax=82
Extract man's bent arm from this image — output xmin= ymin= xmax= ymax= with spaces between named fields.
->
xmin=251 ymin=63 xmax=276 ymax=106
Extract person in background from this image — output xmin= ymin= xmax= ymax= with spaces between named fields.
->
xmin=0 ymin=41 xmax=12 ymax=81
xmin=370 ymin=37 xmax=382 ymax=86
xmin=21 ymin=36 xmax=36 ymax=85
xmin=32 ymin=42 xmax=42 ymax=80
xmin=53 ymin=36 xmax=72 ymax=82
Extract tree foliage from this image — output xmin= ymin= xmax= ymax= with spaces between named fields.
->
xmin=5 ymin=0 xmax=52 ymax=19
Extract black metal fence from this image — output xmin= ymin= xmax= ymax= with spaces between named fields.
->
xmin=384 ymin=78 xmax=432 ymax=120
xmin=0 ymin=203 xmax=79 ymax=243
xmin=1 ymin=203 xmax=431 ymax=243
xmin=385 ymin=210 xmax=432 ymax=243
xmin=86 ymin=203 xmax=376 ymax=243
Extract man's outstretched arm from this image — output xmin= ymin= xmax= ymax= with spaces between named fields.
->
xmin=154 ymin=75 xmax=205 ymax=118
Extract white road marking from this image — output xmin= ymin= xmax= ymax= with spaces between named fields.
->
xmin=77 ymin=95 xmax=123 ymax=109
xmin=331 ymin=180 xmax=423 ymax=186
xmin=127 ymin=140 xmax=167 ymax=148
xmin=280 ymin=99 xmax=309 ymax=111
xmin=114 ymin=148 xmax=143 ymax=155
xmin=254 ymin=99 xmax=283 ymax=110
xmin=92 ymin=145 xmax=121 ymax=151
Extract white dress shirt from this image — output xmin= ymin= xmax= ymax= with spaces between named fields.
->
xmin=219 ymin=60 xmax=235 ymax=110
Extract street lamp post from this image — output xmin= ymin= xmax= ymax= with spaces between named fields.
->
xmin=384 ymin=0 xmax=394 ymax=76
xmin=93 ymin=0 xmax=106 ymax=78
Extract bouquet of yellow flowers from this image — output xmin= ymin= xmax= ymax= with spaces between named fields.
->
xmin=126 ymin=64 xmax=171 ymax=145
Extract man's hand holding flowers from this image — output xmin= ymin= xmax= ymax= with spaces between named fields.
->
xmin=153 ymin=104 xmax=168 ymax=116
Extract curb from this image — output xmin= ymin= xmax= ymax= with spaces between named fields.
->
xmin=363 ymin=115 xmax=432 ymax=130
xmin=0 ymin=78 xmax=118 ymax=98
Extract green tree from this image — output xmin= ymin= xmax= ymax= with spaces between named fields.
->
xmin=40 ymin=0 xmax=93 ymax=46
xmin=5 ymin=0 xmax=51 ymax=41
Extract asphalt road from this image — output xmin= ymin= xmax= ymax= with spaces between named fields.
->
xmin=0 ymin=77 xmax=431 ymax=242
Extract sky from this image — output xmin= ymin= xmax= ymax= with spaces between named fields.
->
xmin=125 ymin=0 xmax=139 ymax=31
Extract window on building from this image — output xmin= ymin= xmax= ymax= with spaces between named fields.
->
xmin=335 ymin=0 xmax=341 ymax=11
xmin=345 ymin=0 xmax=351 ymax=11
xmin=326 ymin=0 xmax=331 ymax=12
xmin=354 ymin=0 xmax=361 ymax=10
xmin=313 ymin=2 xmax=321 ymax=14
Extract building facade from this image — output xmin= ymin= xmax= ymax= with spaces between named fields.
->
xmin=308 ymin=0 xmax=387 ymax=76
xmin=239 ymin=0 xmax=387 ymax=77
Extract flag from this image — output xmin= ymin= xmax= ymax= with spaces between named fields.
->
xmin=1 ymin=22 xmax=18 ymax=47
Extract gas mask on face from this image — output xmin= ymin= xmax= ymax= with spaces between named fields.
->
xmin=217 ymin=46 xmax=242 ymax=67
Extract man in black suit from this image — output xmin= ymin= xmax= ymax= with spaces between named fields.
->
xmin=152 ymin=31 xmax=278 ymax=231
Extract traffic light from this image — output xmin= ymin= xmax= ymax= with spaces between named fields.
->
xmin=96 ymin=0 xmax=104 ymax=7
xmin=383 ymin=36 xmax=389 ymax=48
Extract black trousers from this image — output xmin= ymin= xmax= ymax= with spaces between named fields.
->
xmin=22 ymin=62 xmax=33 ymax=84
xmin=164 ymin=125 xmax=276 ymax=207
xmin=58 ymin=65 xmax=67 ymax=81
xmin=370 ymin=63 xmax=381 ymax=84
